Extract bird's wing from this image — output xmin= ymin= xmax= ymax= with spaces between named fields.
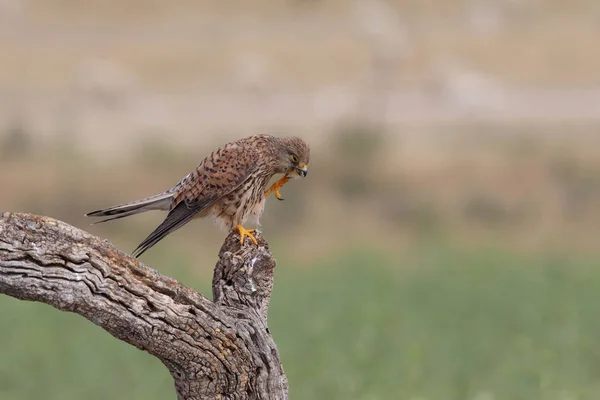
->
xmin=131 ymin=143 xmax=260 ymax=257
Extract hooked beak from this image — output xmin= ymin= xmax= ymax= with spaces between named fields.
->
xmin=297 ymin=164 xmax=308 ymax=177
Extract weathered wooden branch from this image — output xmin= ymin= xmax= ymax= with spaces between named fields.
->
xmin=0 ymin=212 xmax=288 ymax=400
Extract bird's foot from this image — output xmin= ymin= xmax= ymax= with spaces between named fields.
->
xmin=235 ymin=225 xmax=258 ymax=245
xmin=265 ymin=176 xmax=290 ymax=201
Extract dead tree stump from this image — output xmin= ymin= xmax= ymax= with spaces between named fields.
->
xmin=0 ymin=212 xmax=288 ymax=400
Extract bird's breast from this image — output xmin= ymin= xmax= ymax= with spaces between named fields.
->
xmin=210 ymin=171 xmax=272 ymax=228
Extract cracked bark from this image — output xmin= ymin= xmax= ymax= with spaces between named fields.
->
xmin=0 ymin=212 xmax=288 ymax=400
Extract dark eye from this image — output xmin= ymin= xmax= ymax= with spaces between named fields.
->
xmin=289 ymin=154 xmax=299 ymax=163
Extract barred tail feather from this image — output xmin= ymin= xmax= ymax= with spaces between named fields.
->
xmin=86 ymin=192 xmax=174 ymax=224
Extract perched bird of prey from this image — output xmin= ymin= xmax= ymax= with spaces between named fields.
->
xmin=86 ymin=135 xmax=310 ymax=257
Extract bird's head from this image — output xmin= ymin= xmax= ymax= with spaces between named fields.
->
xmin=276 ymin=136 xmax=310 ymax=179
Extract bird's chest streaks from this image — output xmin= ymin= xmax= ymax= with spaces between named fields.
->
xmin=213 ymin=173 xmax=272 ymax=228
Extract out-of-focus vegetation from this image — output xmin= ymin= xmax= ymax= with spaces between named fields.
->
xmin=1 ymin=1 xmax=600 ymax=399
xmin=2 ymin=247 xmax=600 ymax=400
xmin=2 ymin=122 xmax=599 ymax=261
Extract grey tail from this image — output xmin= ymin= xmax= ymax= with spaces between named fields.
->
xmin=85 ymin=191 xmax=174 ymax=224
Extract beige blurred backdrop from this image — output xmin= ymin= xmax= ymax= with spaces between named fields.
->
xmin=1 ymin=0 xmax=600 ymax=262
xmin=3 ymin=2 xmax=600 ymax=400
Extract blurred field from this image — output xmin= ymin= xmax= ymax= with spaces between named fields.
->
xmin=2 ymin=124 xmax=600 ymax=260
xmin=2 ymin=0 xmax=600 ymax=155
xmin=2 ymin=246 xmax=600 ymax=400
xmin=2 ymin=1 xmax=600 ymax=399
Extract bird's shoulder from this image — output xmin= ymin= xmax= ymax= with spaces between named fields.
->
xmin=172 ymin=139 xmax=267 ymax=208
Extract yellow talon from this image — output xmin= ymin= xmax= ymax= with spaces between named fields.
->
xmin=235 ymin=225 xmax=258 ymax=245
xmin=265 ymin=176 xmax=290 ymax=201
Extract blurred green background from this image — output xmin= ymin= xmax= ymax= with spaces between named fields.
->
xmin=1 ymin=1 xmax=600 ymax=399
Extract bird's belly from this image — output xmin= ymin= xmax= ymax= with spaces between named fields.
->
xmin=210 ymin=182 xmax=268 ymax=230
xmin=192 ymin=207 xmax=211 ymax=220
xmin=245 ymin=196 xmax=266 ymax=226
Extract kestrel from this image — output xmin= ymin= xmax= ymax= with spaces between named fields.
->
xmin=86 ymin=135 xmax=310 ymax=257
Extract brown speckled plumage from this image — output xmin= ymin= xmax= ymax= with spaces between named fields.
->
xmin=86 ymin=135 xmax=310 ymax=257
